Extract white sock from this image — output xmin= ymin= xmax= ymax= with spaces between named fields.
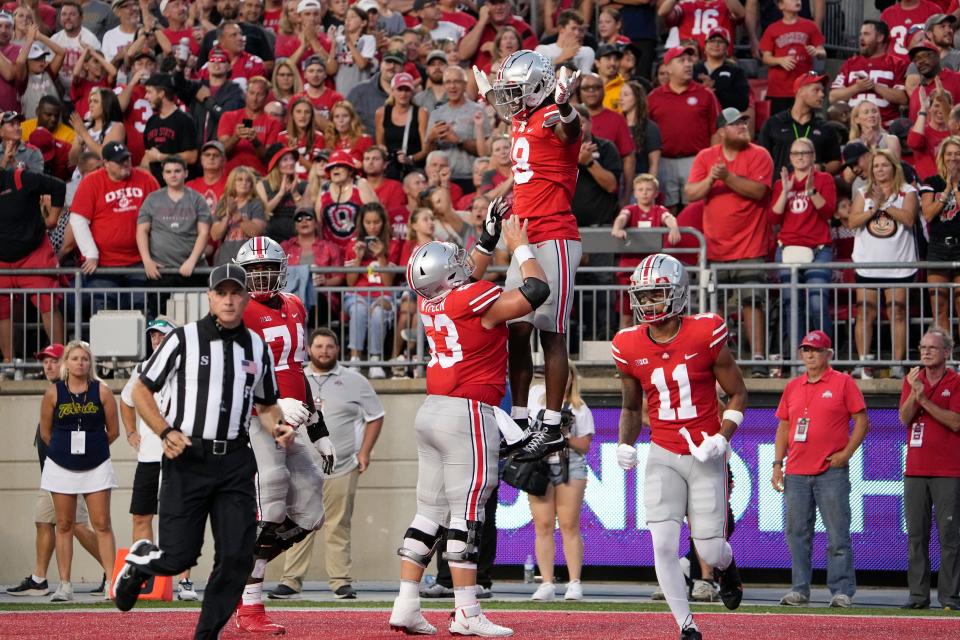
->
xmin=398 ymin=580 xmax=419 ymax=599
xmin=32 ymin=574 xmax=44 ymax=584
xmin=454 ymin=585 xmax=478 ymax=609
xmin=694 ymin=537 xmax=733 ymax=571
xmin=511 ymin=406 xmax=528 ymax=420
xmin=649 ymin=520 xmax=693 ymax=630
xmin=242 ymin=581 xmax=263 ymax=606
xmin=251 ymin=558 xmax=268 ymax=580
xmin=542 ymin=409 xmax=561 ymax=427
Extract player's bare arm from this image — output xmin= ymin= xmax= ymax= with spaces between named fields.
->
xmin=713 ymin=345 xmax=748 ymax=440
xmin=481 ymin=217 xmax=549 ymax=328
xmin=618 ymin=375 xmax=645 ymax=446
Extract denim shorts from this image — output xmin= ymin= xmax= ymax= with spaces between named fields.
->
xmin=547 ymin=451 xmax=588 ymax=486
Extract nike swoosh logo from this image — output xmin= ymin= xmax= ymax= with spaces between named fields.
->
xmin=684 ymin=353 xmax=698 ymax=360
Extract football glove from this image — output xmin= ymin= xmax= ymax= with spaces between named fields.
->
xmin=476 ymin=196 xmax=511 ymax=255
xmin=277 ymin=397 xmax=311 ymax=427
xmin=679 ymin=427 xmax=728 ymax=462
xmin=617 ymin=443 xmax=638 ymax=470
xmin=313 ymin=436 xmax=336 ymax=475
xmin=554 ymin=66 xmax=580 ymax=106
xmin=473 ymin=65 xmax=492 ymax=101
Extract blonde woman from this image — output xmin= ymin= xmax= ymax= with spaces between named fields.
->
xmin=38 ymin=341 xmax=118 ymax=602
xmin=908 ymin=86 xmax=951 ymax=180
xmin=325 ymin=100 xmax=374 ymax=163
xmin=467 ymin=26 xmax=522 ymax=99
xmin=849 ymin=148 xmax=919 ymax=379
xmin=919 ymin=135 xmax=960 ymax=336
xmin=271 ymin=59 xmax=303 ymax=108
xmin=849 ymin=101 xmax=901 ymax=159
xmin=392 ymin=207 xmax=435 ymax=373
xmin=526 ymin=364 xmax=594 ymax=602
xmin=210 ymin=166 xmax=267 ymax=264
xmin=256 ymin=147 xmax=307 ymax=243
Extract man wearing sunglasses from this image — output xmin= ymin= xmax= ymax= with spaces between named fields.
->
xmin=771 ymin=330 xmax=868 ymax=608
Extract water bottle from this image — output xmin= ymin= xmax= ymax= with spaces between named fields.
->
xmin=423 ymin=574 xmax=436 ymax=588
xmin=13 ymin=357 xmax=23 ymax=381
xmin=177 ymin=37 xmax=191 ymax=62
xmin=523 ymin=555 xmax=535 ymax=584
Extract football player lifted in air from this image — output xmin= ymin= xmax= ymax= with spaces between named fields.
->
xmin=613 ymin=254 xmax=747 ymax=640
xmin=389 ymin=210 xmax=548 ymax=637
xmin=474 ymin=52 xmax=583 ymax=462
xmin=233 ymin=236 xmax=336 ymax=635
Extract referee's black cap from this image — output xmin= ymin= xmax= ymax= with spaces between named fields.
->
xmin=209 ymin=264 xmax=247 ymax=290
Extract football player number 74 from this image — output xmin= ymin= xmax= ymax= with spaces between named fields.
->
xmin=422 ymin=313 xmax=464 ymax=368
xmin=651 ymin=364 xmax=699 ymax=421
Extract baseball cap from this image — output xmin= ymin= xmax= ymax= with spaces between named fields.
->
xmin=145 ymin=72 xmax=174 ymax=89
xmin=27 ymin=43 xmax=49 ymax=60
xmin=102 ymin=141 xmax=131 ymax=163
xmin=111 ymin=0 xmax=133 ymax=9
xmin=147 ymin=316 xmax=178 ymax=336
xmin=325 ymin=149 xmax=357 ymax=174
xmin=383 ymin=50 xmax=406 ymax=65
xmin=391 ymin=72 xmax=415 ymax=90
xmin=28 ymin=127 xmax=55 ymax=162
xmin=201 ymin=140 xmax=226 ymax=155
xmin=303 ymin=54 xmax=325 ymax=69
xmin=296 ymin=0 xmax=320 ymax=13
xmin=35 ymin=343 xmax=64 ymax=360
xmin=355 ymin=0 xmax=378 ymax=12
xmin=716 ymin=107 xmax=749 ymax=128
xmin=0 ymin=11 xmax=12 ymax=24
xmin=426 ymin=49 xmax=447 ymax=64
xmin=663 ymin=45 xmax=695 ymax=65
xmin=413 ymin=0 xmax=437 ymax=9
xmin=793 ymin=71 xmax=827 ymax=93
xmin=925 ymin=13 xmax=957 ymax=30
xmin=908 ymin=39 xmax=939 ymax=59
xmin=159 ymin=0 xmax=173 ymax=13
xmin=706 ymin=27 xmax=731 ymax=43
xmin=1 ymin=110 xmax=23 ymax=123
xmin=209 ymin=263 xmax=247 ymax=290
xmin=800 ymin=330 xmax=832 ymax=350
xmin=132 ymin=49 xmax=156 ymax=62
xmin=841 ymin=141 xmax=869 ymax=168
xmin=597 ymin=42 xmax=625 ymax=59
xmin=208 ymin=47 xmax=229 ymax=63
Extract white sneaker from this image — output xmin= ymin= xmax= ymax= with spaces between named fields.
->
xmin=889 ymin=365 xmax=905 ymax=379
xmin=563 ymin=580 xmax=583 ymax=601
xmin=50 ymin=582 xmax=73 ymax=602
xmin=530 ymin=582 xmax=555 ymax=601
xmin=368 ymin=357 xmax=386 ymax=379
xmin=389 ymin=596 xmax=437 ymax=635
xmin=346 ymin=357 xmax=361 ymax=372
xmin=391 ymin=354 xmax=409 ymax=378
xmin=691 ymin=579 xmax=719 ymax=602
xmin=449 ymin=604 xmax=512 ymax=637
xmin=177 ymin=579 xmax=198 ymax=601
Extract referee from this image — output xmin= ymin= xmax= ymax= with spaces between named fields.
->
xmin=112 ymin=263 xmax=295 ymax=640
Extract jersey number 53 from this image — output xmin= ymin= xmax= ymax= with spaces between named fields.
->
xmin=422 ymin=313 xmax=464 ymax=369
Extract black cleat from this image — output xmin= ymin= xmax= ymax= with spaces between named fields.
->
xmin=681 ymin=627 xmax=703 ymax=640
xmin=91 ymin=573 xmax=106 ymax=594
xmin=713 ymin=557 xmax=743 ymax=610
xmin=513 ymin=427 xmax=566 ymax=461
xmin=113 ymin=539 xmax=159 ymax=612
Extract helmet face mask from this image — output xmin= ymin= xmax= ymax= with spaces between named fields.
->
xmin=407 ymin=241 xmax=474 ymax=302
xmin=491 ymin=50 xmax=556 ymax=122
xmin=628 ymin=254 xmax=689 ymax=324
xmin=234 ymin=237 xmax=289 ymax=300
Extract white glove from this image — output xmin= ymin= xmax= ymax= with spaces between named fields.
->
xmin=314 ymin=436 xmax=336 ymax=475
xmin=554 ymin=66 xmax=580 ymax=106
xmin=679 ymin=427 xmax=728 ymax=462
xmin=277 ymin=397 xmax=311 ymax=427
xmin=617 ymin=443 xmax=638 ymax=470
xmin=473 ymin=65 xmax=492 ymax=100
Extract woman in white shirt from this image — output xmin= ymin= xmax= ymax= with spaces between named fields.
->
xmin=526 ymin=362 xmax=594 ymax=603
xmin=848 ymin=148 xmax=919 ymax=379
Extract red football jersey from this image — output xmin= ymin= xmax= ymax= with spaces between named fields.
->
xmin=510 ymin=105 xmax=581 ymax=243
xmin=243 ymin=292 xmax=310 ymax=404
xmin=420 ymin=280 xmax=508 ymax=406
xmin=831 ymin=55 xmax=907 ymax=124
xmin=616 ymin=204 xmax=671 ymax=274
xmin=881 ymin=0 xmax=940 ymax=61
xmin=671 ymin=0 xmax=737 ymax=51
xmin=759 ymin=18 xmax=825 ymax=98
xmin=612 ymin=313 xmax=729 ymax=455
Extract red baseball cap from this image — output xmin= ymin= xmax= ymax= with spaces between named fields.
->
xmin=663 ymin=45 xmax=696 ymax=66
xmin=28 ymin=126 xmax=55 ymax=162
xmin=209 ymin=47 xmax=229 ymax=63
xmin=324 ymin=149 xmax=357 ymax=175
xmin=36 ymin=343 xmax=65 ymax=360
xmin=908 ymin=39 xmax=939 ymax=59
xmin=793 ymin=71 xmax=827 ymax=93
xmin=706 ymin=27 xmax=731 ymax=44
xmin=391 ymin=72 xmax=415 ymax=90
xmin=800 ymin=330 xmax=832 ymax=350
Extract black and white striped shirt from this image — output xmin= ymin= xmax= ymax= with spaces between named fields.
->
xmin=139 ymin=314 xmax=280 ymax=441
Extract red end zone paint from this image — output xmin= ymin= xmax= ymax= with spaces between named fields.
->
xmin=2 ymin=610 xmax=959 ymax=639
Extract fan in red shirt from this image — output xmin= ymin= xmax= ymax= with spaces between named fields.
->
xmin=160 ymin=0 xmax=201 ymax=57
xmin=907 ymin=40 xmax=960 ymax=120
xmin=273 ymin=0 xmax=334 ymax=74
xmin=461 ymin=0 xmax=538 ymax=70
xmin=881 ymin=0 xmax=941 ymax=62
xmin=362 ymin=146 xmax=406 ymax=211
xmin=278 ymin=96 xmax=326 ymax=180
xmin=198 ymin=22 xmax=266 ymax=90
xmin=290 ymin=56 xmax=343 ymax=125
xmin=475 ymin=50 xmax=581 ymax=460
xmin=389 ymin=215 xmax=546 ymax=636
xmin=613 ymin=253 xmax=747 ymax=638
xmin=829 ymin=20 xmax=908 ymax=126
xmin=186 ymin=141 xmax=229 ymax=213
xmin=659 ymin=0 xmax=744 ymax=52
xmin=326 ymin=100 xmax=374 ymax=165
xmin=218 ymin=77 xmax=282 ymax=174
xmin=759 ymin=0 xmax=826 ymax=114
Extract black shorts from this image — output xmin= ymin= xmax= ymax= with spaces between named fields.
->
xmin=926 ymin=240 xmax=960 ymax=268
xmin=129 ymin=461 xmax=161 ymax=515
xmin=854 ymin=273 xmax=916 ymax=285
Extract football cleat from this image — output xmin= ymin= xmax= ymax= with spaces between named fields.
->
xmin=236 ymin=603 xmax=286 ymax=635
xmin=449 ymin=604 xmax=513 ymax=637
xmin=713 ymin=557 xmax=743 ymax=610
xmin=513 ymin=426 xmax=565 ymax=462
xmin=389 ymin=596 xmax=438 ymax=635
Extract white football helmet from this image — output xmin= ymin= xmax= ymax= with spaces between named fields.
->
xmin=407 ymin=241 xmax=474 ymax=302
xmin=628 ymin=253 xmax=689 ymax=323
xmin=234 ymin=236 xmax=288 ymax=301
xmin=491 ymin=50 xmax=556 ymax=121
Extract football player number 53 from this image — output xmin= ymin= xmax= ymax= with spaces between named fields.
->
xmin=651 ymin=364 xmax=698 ymax=421
xmin=422 ymin=313 xmax=464 ymax=368
xmin=511 ymin=137 xmax=534 ymax=185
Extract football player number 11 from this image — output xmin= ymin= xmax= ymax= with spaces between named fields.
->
xmin=422 ymin=313 xmax=464 ymax=368
xmin=651 ymin=364 xmax=699 ymax=421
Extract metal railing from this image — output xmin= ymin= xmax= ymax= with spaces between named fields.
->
xmin=822 ymin=0 xmax=864 ymax=56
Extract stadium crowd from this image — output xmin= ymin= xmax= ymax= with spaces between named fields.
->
xmin=0 ymin=0 xmax=960 ymax=380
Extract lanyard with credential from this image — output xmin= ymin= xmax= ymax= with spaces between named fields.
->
xmin=792 ymin=121 xmax=812 ymax=141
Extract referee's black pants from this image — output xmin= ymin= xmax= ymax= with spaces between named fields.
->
xmin=139 ymin=444 xmax=258 ymax=640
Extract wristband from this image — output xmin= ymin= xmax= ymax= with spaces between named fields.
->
xmin=722 ymin=409 xmax=744 ymax=427
xmin=513 ymin=244 xmax=534 ymax=265
xmin=559 ymin=108 xmax=579 ymax=124
xmin=159 ymin=427 xmax=174 ymax=441
xmin=773 ymin=459 xmax=784 ymax=467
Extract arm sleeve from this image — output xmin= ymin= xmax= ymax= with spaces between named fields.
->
xmin=120 ymin=364 xmax=140 ymax=407
xmin=253 ymin=338 xmax=280 ymax=405
xmin=689 ymin=149 xmax=709 ymax=182
xmin=139 ymin=331 xmax=183 ymax=393
xmin=775 ymin=383 xmax=791 ymax=421
xmin=611 ymin=333 xmax=631 ymax=375
xmin=813 ymin=172 xmax=837 ymax=221
xmin=843 ymin=374 xmax=867 ymax=414
xmin=574 ymin=403 xmax=595 ymax=436
xmin=706 ymin=313 xmax=729 ymax=359
xmin=948 ymin=376 xmax=960 ymax=412
xmin=69 ymin=213 xmax=99 ymax=259
xmin=359 ymin=378 xmax=385 ymax=421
